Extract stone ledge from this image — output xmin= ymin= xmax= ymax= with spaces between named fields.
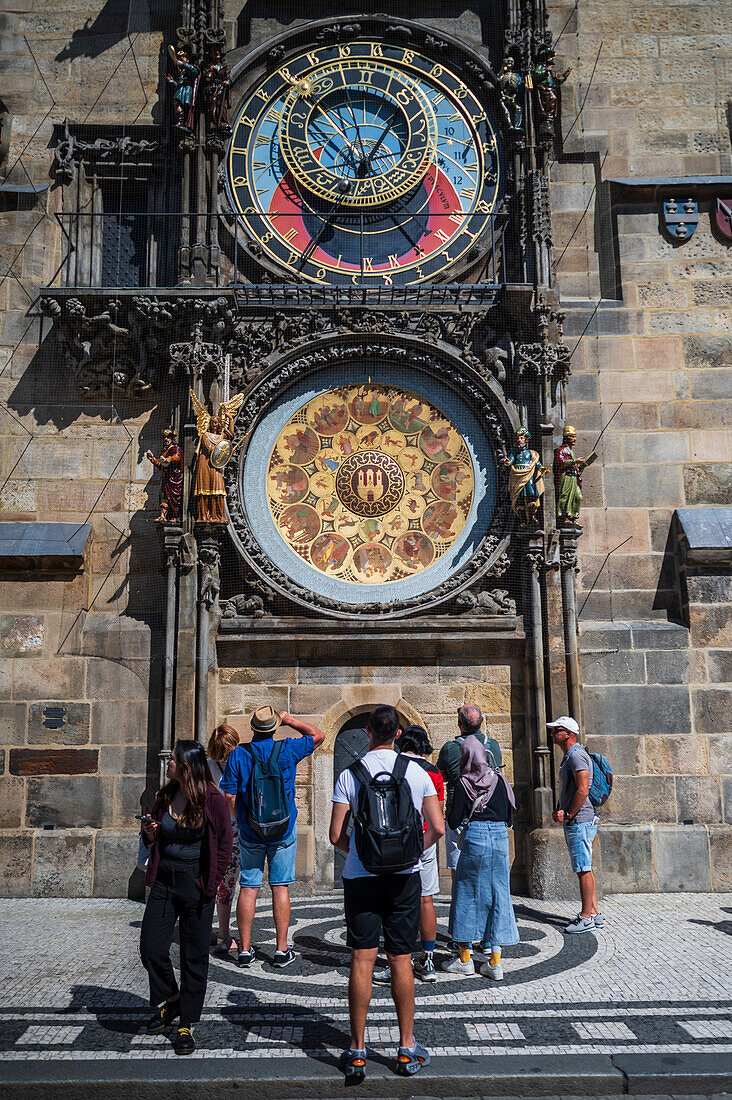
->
xmin=530 ymin=823 xmax=731 ymax=898
xmin=0 ymin=1053 xmax=627 ymax=1098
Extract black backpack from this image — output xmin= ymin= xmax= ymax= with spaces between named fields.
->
xmin=349 ymin=754 xmax=424 ymax=875
xmin=244 ymin=741 xmax=290 ymax=843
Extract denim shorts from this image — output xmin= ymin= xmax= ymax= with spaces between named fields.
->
xmin=239 ymin=825 xmax=297 ymax=888
xmin=564 ymin=820 xmax=598 ymax=873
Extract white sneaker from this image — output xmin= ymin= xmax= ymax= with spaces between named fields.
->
xmin=593 ymin=913 xmax=604 ymax=928
xmin=565 ymin=915 xmax=595 ymax=934
xmin=441 ymin=955 xmax=475 ymax=975
xmin=479 ymin=961 xmax=504 ymax=980
xmin=372 ymin=965 xmax=391 ymax=985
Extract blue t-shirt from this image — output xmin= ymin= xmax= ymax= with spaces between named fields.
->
xmin=220 ymin=735 xmax=314 ymax=844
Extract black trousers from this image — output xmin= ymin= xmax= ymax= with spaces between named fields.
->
xmin=139 ymin=860 xmax=216 ymax=1025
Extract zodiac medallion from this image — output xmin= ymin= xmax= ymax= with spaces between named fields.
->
xmin=267 ymin=384 xmax=474 ymax=584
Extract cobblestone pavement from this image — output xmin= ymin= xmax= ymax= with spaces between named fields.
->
xmin=0 ymin=892 xmax=730 ymax=1082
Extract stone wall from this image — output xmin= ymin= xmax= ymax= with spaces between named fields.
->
xmin=546 ymin=0 xmax=732 ymax=890
xmin=0 ymin=0 xmax=171 ymax=896
xmin=215 ymin=651 xmax=529 ymax=893
xmin=547 ymin=0 xmax=731 ymax=622
xmin=0 ymin=0 xmax=729 ymax=896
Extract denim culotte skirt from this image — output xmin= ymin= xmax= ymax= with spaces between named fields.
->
xmin=448 ymin=821 xmax=520 ymax=947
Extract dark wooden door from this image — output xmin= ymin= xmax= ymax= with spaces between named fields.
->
xmin=333 ymin=715 xmax=370 ymax=886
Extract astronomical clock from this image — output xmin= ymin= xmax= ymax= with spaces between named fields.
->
xmin=219 ymin=15 xmax=527 ymax=619
xmin=225 ymin=36 xmax=504 ymax=287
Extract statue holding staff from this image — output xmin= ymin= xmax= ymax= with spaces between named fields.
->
xmin=553 ymin=425 xmax=597 ymax=528
xmin=146 ymin=428 xmax=183 ymax=523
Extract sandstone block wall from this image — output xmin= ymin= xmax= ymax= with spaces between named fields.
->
xmin=0 ymin=0 xmax=172 ymax=896
xmin=545 ymin=0 xmax=731 ymax=886
xmin=548 ymin=0 xmax=730 ymax=623
xmin=0 ymin=0 xmax=729 ymax=895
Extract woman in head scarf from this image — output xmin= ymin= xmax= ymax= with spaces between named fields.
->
xmin=441 ymin=735 xmax=519 ymax=980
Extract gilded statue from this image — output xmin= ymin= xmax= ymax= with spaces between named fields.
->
xmin=502 ymin=425 xmax=549 ymax=526
xmin=190 ymin=390 xmax=244 ymax=523
xmin=553 ymin=424 xmax=597 ymax=528
xmin=146 ymin=428 xmax=183 ymax=523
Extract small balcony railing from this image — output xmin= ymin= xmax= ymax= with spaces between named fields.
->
xmin=48 ymin=209 xmax=515 ymax=293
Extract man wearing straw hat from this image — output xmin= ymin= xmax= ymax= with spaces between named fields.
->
xmin=221 ymin=705 xmax=324 ymax=968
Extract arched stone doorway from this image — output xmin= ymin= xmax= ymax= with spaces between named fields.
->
xmin=332 ymin=707 xmax=411 ymax=886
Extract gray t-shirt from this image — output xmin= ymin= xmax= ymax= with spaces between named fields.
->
xmin=559 ymin=745 xmax=594 ymax=823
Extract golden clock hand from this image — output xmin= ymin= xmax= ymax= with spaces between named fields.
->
xmin=297 ymin=189 xmax=349 ymax=268
xmin=309 ymin=101 xmax=360 ymax=158
xmin=287 ymin=75 xmax=359 ymax=161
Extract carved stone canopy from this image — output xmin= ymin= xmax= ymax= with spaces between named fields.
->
xmin=52 ymin=121 xmax=163 ymax=182
xmin=223 ymin=330 xmax=519 ymax=620
xmin=38 ymin=287 xmax=542 ymax=400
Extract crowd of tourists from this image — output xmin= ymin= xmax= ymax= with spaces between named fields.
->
xmin=137 ymin=702 xmax=606 ymax=1075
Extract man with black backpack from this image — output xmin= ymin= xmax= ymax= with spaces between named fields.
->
xmin=221 ymin=705 xmax=324 ymax=969
xmin=329 ymin=705 xmax=445 ymax=1081
xmin=548 ymin=716 xmax=611 ymax=934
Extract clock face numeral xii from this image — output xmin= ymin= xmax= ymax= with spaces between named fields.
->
xmin=226 ymin=39 xmax=503 ymax=286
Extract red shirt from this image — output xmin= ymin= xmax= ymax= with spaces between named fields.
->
xmin=402 ymin=754 xmax=444 ymax=830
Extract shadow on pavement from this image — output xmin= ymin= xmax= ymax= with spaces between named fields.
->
xmin=65 ymin=985 xmax=150 ymax=1034
xmin=689 ymin=906 xmax=732 ymax=937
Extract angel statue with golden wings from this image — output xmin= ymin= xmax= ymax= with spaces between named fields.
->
xmin=190 ymin=390 xmax=244 ymax=523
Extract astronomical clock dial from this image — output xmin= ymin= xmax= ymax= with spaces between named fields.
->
xmin=226 ymin=41 xmax=503 ymax=286
xmin=266 ymin=385 xmax=475 ymax=585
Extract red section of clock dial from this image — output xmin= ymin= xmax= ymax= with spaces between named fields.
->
xmin=267 ymin=164 xmax=465 ymax=271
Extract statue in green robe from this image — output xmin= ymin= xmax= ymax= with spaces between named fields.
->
xmin=553 ymin=425 xmax=597 ymax=527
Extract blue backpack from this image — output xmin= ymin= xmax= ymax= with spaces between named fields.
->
xmin=588 ymin=752 xmax=613 ymax=807
xmin=244 ymin=741 xmax=290 ymax=842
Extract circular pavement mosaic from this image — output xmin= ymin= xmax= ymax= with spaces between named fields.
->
xmin=267 ymin=385 xmax=475 ymax=586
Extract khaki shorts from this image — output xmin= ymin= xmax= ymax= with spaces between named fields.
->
xmin=419 ymin=843 xmax=439 ymax=896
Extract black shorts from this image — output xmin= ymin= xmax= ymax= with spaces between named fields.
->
xmin=343 ymin=872 xmax=421 ymax=956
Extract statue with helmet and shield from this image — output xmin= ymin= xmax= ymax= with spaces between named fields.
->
xmin=190 ymin=390 xmax=245 ymax=523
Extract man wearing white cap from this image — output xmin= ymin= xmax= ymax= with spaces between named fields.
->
xmin=547 ymin=716 xmax=603 ymax=933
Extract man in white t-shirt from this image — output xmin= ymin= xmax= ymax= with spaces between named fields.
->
xmin=329 ymin=705 xmax=444 ymax=1080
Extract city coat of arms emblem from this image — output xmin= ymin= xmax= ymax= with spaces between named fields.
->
xmin=713 ymin=197 xmax=732 ymax=243
xmin=661 ymin=197 xmax=698 ymax=241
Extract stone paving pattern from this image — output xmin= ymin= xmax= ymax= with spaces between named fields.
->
xmin=0 ymin=892 xmax=730 ymax=1072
